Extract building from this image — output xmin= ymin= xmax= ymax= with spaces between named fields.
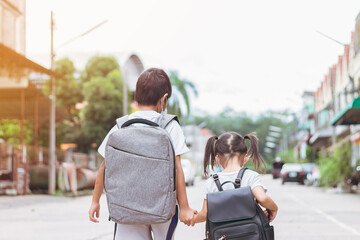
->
xmin=0 ymin=0 xmax=25 ymax=54
xmin=294 ymin=91 xmax=314 ymax=161
xmin=301 ymin=11 xmax=360 ymax=168
xmin=331 ymin=13 xmax=360 ymax=166
xmin=0 ymin=0 xmax=54 ymax=195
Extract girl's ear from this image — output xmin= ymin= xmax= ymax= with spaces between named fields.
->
xmin=215 ymin=155 xmax=220 ymax=165
xmin=244 ymin=154 xmax=250 ymax=165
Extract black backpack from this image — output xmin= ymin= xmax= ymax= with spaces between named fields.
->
xmin=205 ymin=168 xmax=274 ymax=240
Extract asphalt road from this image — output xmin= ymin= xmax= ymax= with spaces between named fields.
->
xmin=1 ymin=175 xmax=360 ymax=240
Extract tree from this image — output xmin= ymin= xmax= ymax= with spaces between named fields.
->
xmin=188 ymin=109 xmax=296 ymax=162
xmin=0 ymin=119 xmax=33 ymax=145
xmin=168 ymin=71 xmax=198 ymax=120
xmin=54 ymin=58 xmax=83 ymax=115
xmin=81 ymin=56 xmax=119 ymax=83
xmin=80 ymin=69 xmax=128 ymax=150
xmin=41 ymin=58 xmax=84 ymax=147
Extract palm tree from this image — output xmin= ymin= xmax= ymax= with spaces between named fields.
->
xmin=168 ymin=71 xmax=198 ymax=120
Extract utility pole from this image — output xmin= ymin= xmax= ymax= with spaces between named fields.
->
xmin=47 ymin=13 xmax=107 ymax=195
xmin=49 ymin=11 xmax=56 ymax=195
xmin=123 ymin=76 xmax=128 ymax=115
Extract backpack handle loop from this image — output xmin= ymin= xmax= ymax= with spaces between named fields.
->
xmin=121 ymin=118 xmax=159 ymax=128
xmin=221 ymin=181 xmax=241 ymax=189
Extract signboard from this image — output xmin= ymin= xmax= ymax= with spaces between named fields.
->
xmin=0 ymin=76 xmax=28 ymax=88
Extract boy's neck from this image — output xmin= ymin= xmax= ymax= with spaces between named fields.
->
xmin=138 ymin=105 xmax=160 ymax=112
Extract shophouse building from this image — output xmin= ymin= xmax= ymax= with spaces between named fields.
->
xmin=294 ymin=91 xmax=315 ymax=161
xmin=331 ymin=13 xmax=360 ymax=166
xmin=300 ymin=11 xmax=360 ymax=167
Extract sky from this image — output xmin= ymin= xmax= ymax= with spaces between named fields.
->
xmin=25 ymin=0 xmax=360 ymax=115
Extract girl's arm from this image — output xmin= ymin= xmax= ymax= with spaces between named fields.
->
xmin=192 ymin=199 xmax=208 ymax=225
xmin=176 ymin=155 xmax=197 ymax=225
xmin=89 ymin=160 xmax=105 ymax=223
xmin=252 ymin=186 xmax=278 ymax=222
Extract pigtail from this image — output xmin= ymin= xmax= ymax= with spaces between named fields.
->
xmin=203 ymin=136 xmax=218 ymax=177
xmin=244 ymin=132 xmax=266 ymax=174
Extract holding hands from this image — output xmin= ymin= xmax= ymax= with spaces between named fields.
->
xmin=179 ymin=207 xmax=198 ymax=226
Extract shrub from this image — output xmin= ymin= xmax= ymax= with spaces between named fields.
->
xmin=318 ymin=142 xmax=353 ymax=187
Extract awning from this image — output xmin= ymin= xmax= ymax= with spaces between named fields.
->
xmin=0 ymin=42 xmax=65 ymax=120
xmin=309 ymin=128 xmax=333 ymax=145
xmin=0 ymin=43 xmax=53 ymax=76
xmin=331 ymin=97 xmax=360 ymax=125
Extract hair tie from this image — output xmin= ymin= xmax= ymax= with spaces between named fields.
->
xmin=213 ymin=136 xmax=218 ymax=151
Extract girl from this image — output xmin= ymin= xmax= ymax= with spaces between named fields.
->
xmin=191 ymin=132 xmax=278 ymax=225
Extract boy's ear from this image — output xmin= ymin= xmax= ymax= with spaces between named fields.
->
xmin=163 ymin=93 xmax=169 ymax=103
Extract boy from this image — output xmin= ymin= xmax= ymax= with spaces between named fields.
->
xmin=89 ymin=68 xmax=196 ymax=239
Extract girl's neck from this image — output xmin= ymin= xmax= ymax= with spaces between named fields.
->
xmin=221 ymin=157 xmax=242 ymax=173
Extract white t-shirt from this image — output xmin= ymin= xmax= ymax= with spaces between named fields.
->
xmin=97 ymin=110 xmax=189 ymax=158
xmin=203 ymin=169 xmax=266 ymax=199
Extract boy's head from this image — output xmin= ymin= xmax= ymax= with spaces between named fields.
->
xmin=135 ymin=68 xmax=172 ymax=106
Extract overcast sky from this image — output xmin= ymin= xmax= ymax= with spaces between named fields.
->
xmin=26 ymin=0 xmax=360 ymax=115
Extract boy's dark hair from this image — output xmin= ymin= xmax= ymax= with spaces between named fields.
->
xmin=203 ymin=132 xmax=266 ymax=176
xmin=134 ymin=68 xmax=172 ymax=106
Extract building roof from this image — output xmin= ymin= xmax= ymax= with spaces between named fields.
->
xmin=0 ymin=42 xmax=65 ymax=120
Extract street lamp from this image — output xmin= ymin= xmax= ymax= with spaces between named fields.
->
xmin=48 ymin=11 xmax=107 ymax=194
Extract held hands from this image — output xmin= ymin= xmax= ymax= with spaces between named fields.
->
xmin=179 ymin=207 xmax=198 ymax=226
xmin=263 ymin=208 xmax=277 ymax=222
xmin=89 ymin=201 xmax=100 ymax=223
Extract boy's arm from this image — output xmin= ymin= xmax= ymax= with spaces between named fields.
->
xmin=252 ymin=186 xmax=278 ymax=222
xmin=176 ymin=155 xmax=197 ymax=225
xmin=89 ymin=160 xmax=105 ymax=223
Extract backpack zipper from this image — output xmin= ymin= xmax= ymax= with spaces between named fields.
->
xmin=218 ymin=231 xmax=257 ymax=239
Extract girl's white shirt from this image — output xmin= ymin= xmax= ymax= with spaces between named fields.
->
xmin=203 ymin=169 xmax=266 ymax=199
xmin=98 ymin=110 xmax=189 ymax=158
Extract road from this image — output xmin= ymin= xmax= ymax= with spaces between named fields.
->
xmin=1 ymin=175 xmax=360 ymax=239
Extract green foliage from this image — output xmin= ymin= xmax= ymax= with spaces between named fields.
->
xmin=277 ymin=149 xmax=295 ymax=163
xmin=54 ymin=58 xmax=83 ymax=112
xmin=189 ymin=109 xmax=295 ymax=163
xmin=0 ymin=119 xmax=33 ymax=144
xmin=318 ymin=142 xmax=353 ymax=187
xmin=81 ymin=56 xmax=119 ymax=83
xmin=168 ymin=71 xmax=198 ymax=121
xmin=81 ymin=69 xmax=127 ymax=149
xmin=306 ymin=146 xmax=314 ymax=162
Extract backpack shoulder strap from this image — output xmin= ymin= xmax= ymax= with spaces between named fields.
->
xmin=212 ymin=174 xmax=223 ymax=191
xmin=235 ymin=168 xmax=248 ymax=187
xmin=116 ymin=115 xmax=129 ymax=129
xmin=161 ymin=114 xmax=179 ymax=129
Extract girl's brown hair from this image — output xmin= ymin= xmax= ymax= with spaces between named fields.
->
xmin=203 ymin=132 xmax=266 ymax=176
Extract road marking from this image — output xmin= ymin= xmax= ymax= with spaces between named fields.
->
xmin=88 ymin=232 xmax=113 ymax=240
xmin=288 ymin=194 xmax=360 ymax=236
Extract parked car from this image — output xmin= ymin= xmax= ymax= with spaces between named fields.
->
xmin=271 ymin=159 xmax=285 ymax=179
xmin=181 ymin=159 xmax=196 ymax=186
xmin=280 ymin=163 xmax=306 ymax=185
xmin=302 ymin=163 xmax=317 ymax=186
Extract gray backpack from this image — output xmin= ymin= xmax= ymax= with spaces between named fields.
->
xmin=104 ymin=114 xmax=178 ymax=224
